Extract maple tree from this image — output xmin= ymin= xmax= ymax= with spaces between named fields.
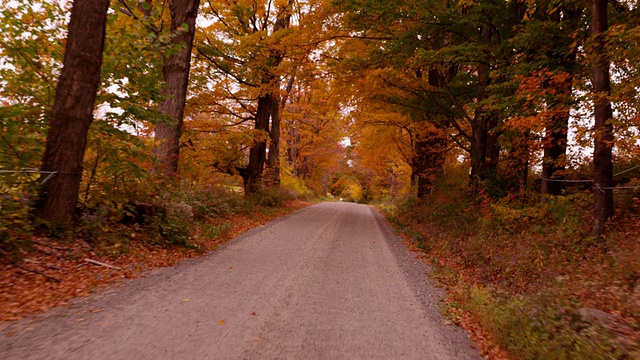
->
xmin=190 ymin=0 xmax=338 ymax=194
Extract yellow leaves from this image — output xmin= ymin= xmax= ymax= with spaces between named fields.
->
xmin=217 ymin=320 xmax=225 ymax=325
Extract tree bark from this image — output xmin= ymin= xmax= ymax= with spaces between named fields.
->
xmin=541 ymin=104 xmax=571 ymax=196
xmin=152 ymin=0 xmax=200 ymax=176
xmin=591 ymin=0 xmax=614 ymax=235
xmin=244 ymin=94 xmax=272 ymax=194
xmin=469 ymin=58 xmax=491 ymax=186
xmin=263 ymin=12 xmax=292 ymax=188
xmin=469 ymin=113 xmax=488 ymax=184
xmin=265 ymin=96 xmax=281 ymax=187
xmin=243 ymin=7 xmax=290 ymax=193
xmin=34 ymin=0 xmax=110 ymax=227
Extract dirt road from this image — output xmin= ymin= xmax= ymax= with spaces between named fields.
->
xmin=0 ymin=202 xmax=480 ymax=359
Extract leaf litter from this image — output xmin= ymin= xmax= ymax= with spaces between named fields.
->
xmin=0 ymin=200 xmax=310 ymax=322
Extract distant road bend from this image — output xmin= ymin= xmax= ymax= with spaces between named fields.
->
xmin=1 ymin=202 xmax=481 ymax=359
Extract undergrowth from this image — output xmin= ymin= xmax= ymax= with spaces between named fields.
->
xmin=385 ymin=181 xmax=640 ymax=359
xmin=0 ymin=179 xmax=310 ymax=264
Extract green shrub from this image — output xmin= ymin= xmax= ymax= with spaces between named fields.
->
xmin=465 ymin=286 xmax=626 ymax=360
xmin=0 ymin=189 xmax=32 ymax=262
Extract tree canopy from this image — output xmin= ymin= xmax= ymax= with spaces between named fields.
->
xmin=1 ymin=0 xmax=639 ymax=231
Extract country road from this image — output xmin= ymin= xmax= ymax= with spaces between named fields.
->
xmin=0 ymin=202 xmax=481 ymax=359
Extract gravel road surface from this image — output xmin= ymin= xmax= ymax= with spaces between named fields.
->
xmin=0 ymin=202 xmax=481 ymax=359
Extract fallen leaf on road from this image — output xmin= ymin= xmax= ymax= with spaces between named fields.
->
xmin=218 ymin=320 xmax=225 ymax=325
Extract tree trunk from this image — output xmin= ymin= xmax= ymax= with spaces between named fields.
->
xmin=243 ymin=7 xmax=290 ymax=193
xmin=263 ymin=13 xmax=292 ymax=188
xmin=591 ymin=0 xmax=614 ymax=235
xmin=34 ymin=0 xmax=110 ymax=227
xmin=470 ymin=57 xmax=491 ymax=186
xmin=265 ymin=94 xmax=281 ymax=187
xmin=541 ymin=9 xmax=578 ymax=196
xmin=244 ymin=94 xmax=272 ymax=195
xmin=152 ymin=0 xmax=200 ymax=175
xmin=541 ymin=101 xmax=571 ymax=196
xmin=469 ymin=115 xmax=488 ymax=184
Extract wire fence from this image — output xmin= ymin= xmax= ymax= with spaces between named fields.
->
xmin=541 ymin=164 xmax=640 ymax=192
xmin=0 ymin=168 xmax=81 ymax=185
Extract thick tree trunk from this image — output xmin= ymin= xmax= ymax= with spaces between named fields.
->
xmin=541 ymin=104 xmax=571 ymax=196
xmin=591 ymin=0 xmax=614 ymax=235
xmin=152 ymin=0 xmax=200 ymax=175
xmin=262 ymin=13 xmax=292 ymax=188
xmin=244 ymin=94 xmax=272 ymax=195
xmin=264 ymin=94 xmax=281 ymax=187
xmin=469 ymin=115 xmax=488 ymax=184
xmin=470 ymin=58 xmax=491 ymax=186
xmin=34 ymin=0 xmax=110 ymax=227
xmin=243 ymin=7 xmax=290 ymax=193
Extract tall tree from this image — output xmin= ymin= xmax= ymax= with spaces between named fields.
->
xmin=193 ymin=0 xmax=322 ymax=194
xmin=590 ymin=0 xmax=614 ymax=235
xmin=34 ymin=0 xmax=111 ymax=227
xmin=526 ymin=3 xmax=582 ymax=196
xmin=152 ymin=0 xmax=201 ymax=175
xmin=263 ymin=13 xmax=294 ymax=188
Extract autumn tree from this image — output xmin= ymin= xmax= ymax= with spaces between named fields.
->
xmin=191 ymin=0 xmax=333 ymax=194
xmin=34 ymin=0 xmax=111 ymax=227
xmin=508 ymin=0 xmax=583 ymax=196
xmin=281 ymin=77 xmax=347 ymax=194
xmin=0 ymin=1 xmax=68 ymax=172
xmin=152 ymin=0 xmax=201 ymax=176
xmin=590 ymin=0 xmax=614 ymax=235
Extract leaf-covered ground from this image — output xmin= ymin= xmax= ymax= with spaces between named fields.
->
xmin=0 ymin=200 xmax=310 ymax=322
xmin=386 ymin=197 xmax=640 ymax=360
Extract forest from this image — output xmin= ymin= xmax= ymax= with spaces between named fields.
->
xmin=1 ymin=0 xmax=639 ymax=358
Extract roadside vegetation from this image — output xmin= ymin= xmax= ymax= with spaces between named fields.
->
xmin=382 ymin=168 xmax=640 ymax=360
xmin=1 ymin=177 xmax=310 ymax=321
